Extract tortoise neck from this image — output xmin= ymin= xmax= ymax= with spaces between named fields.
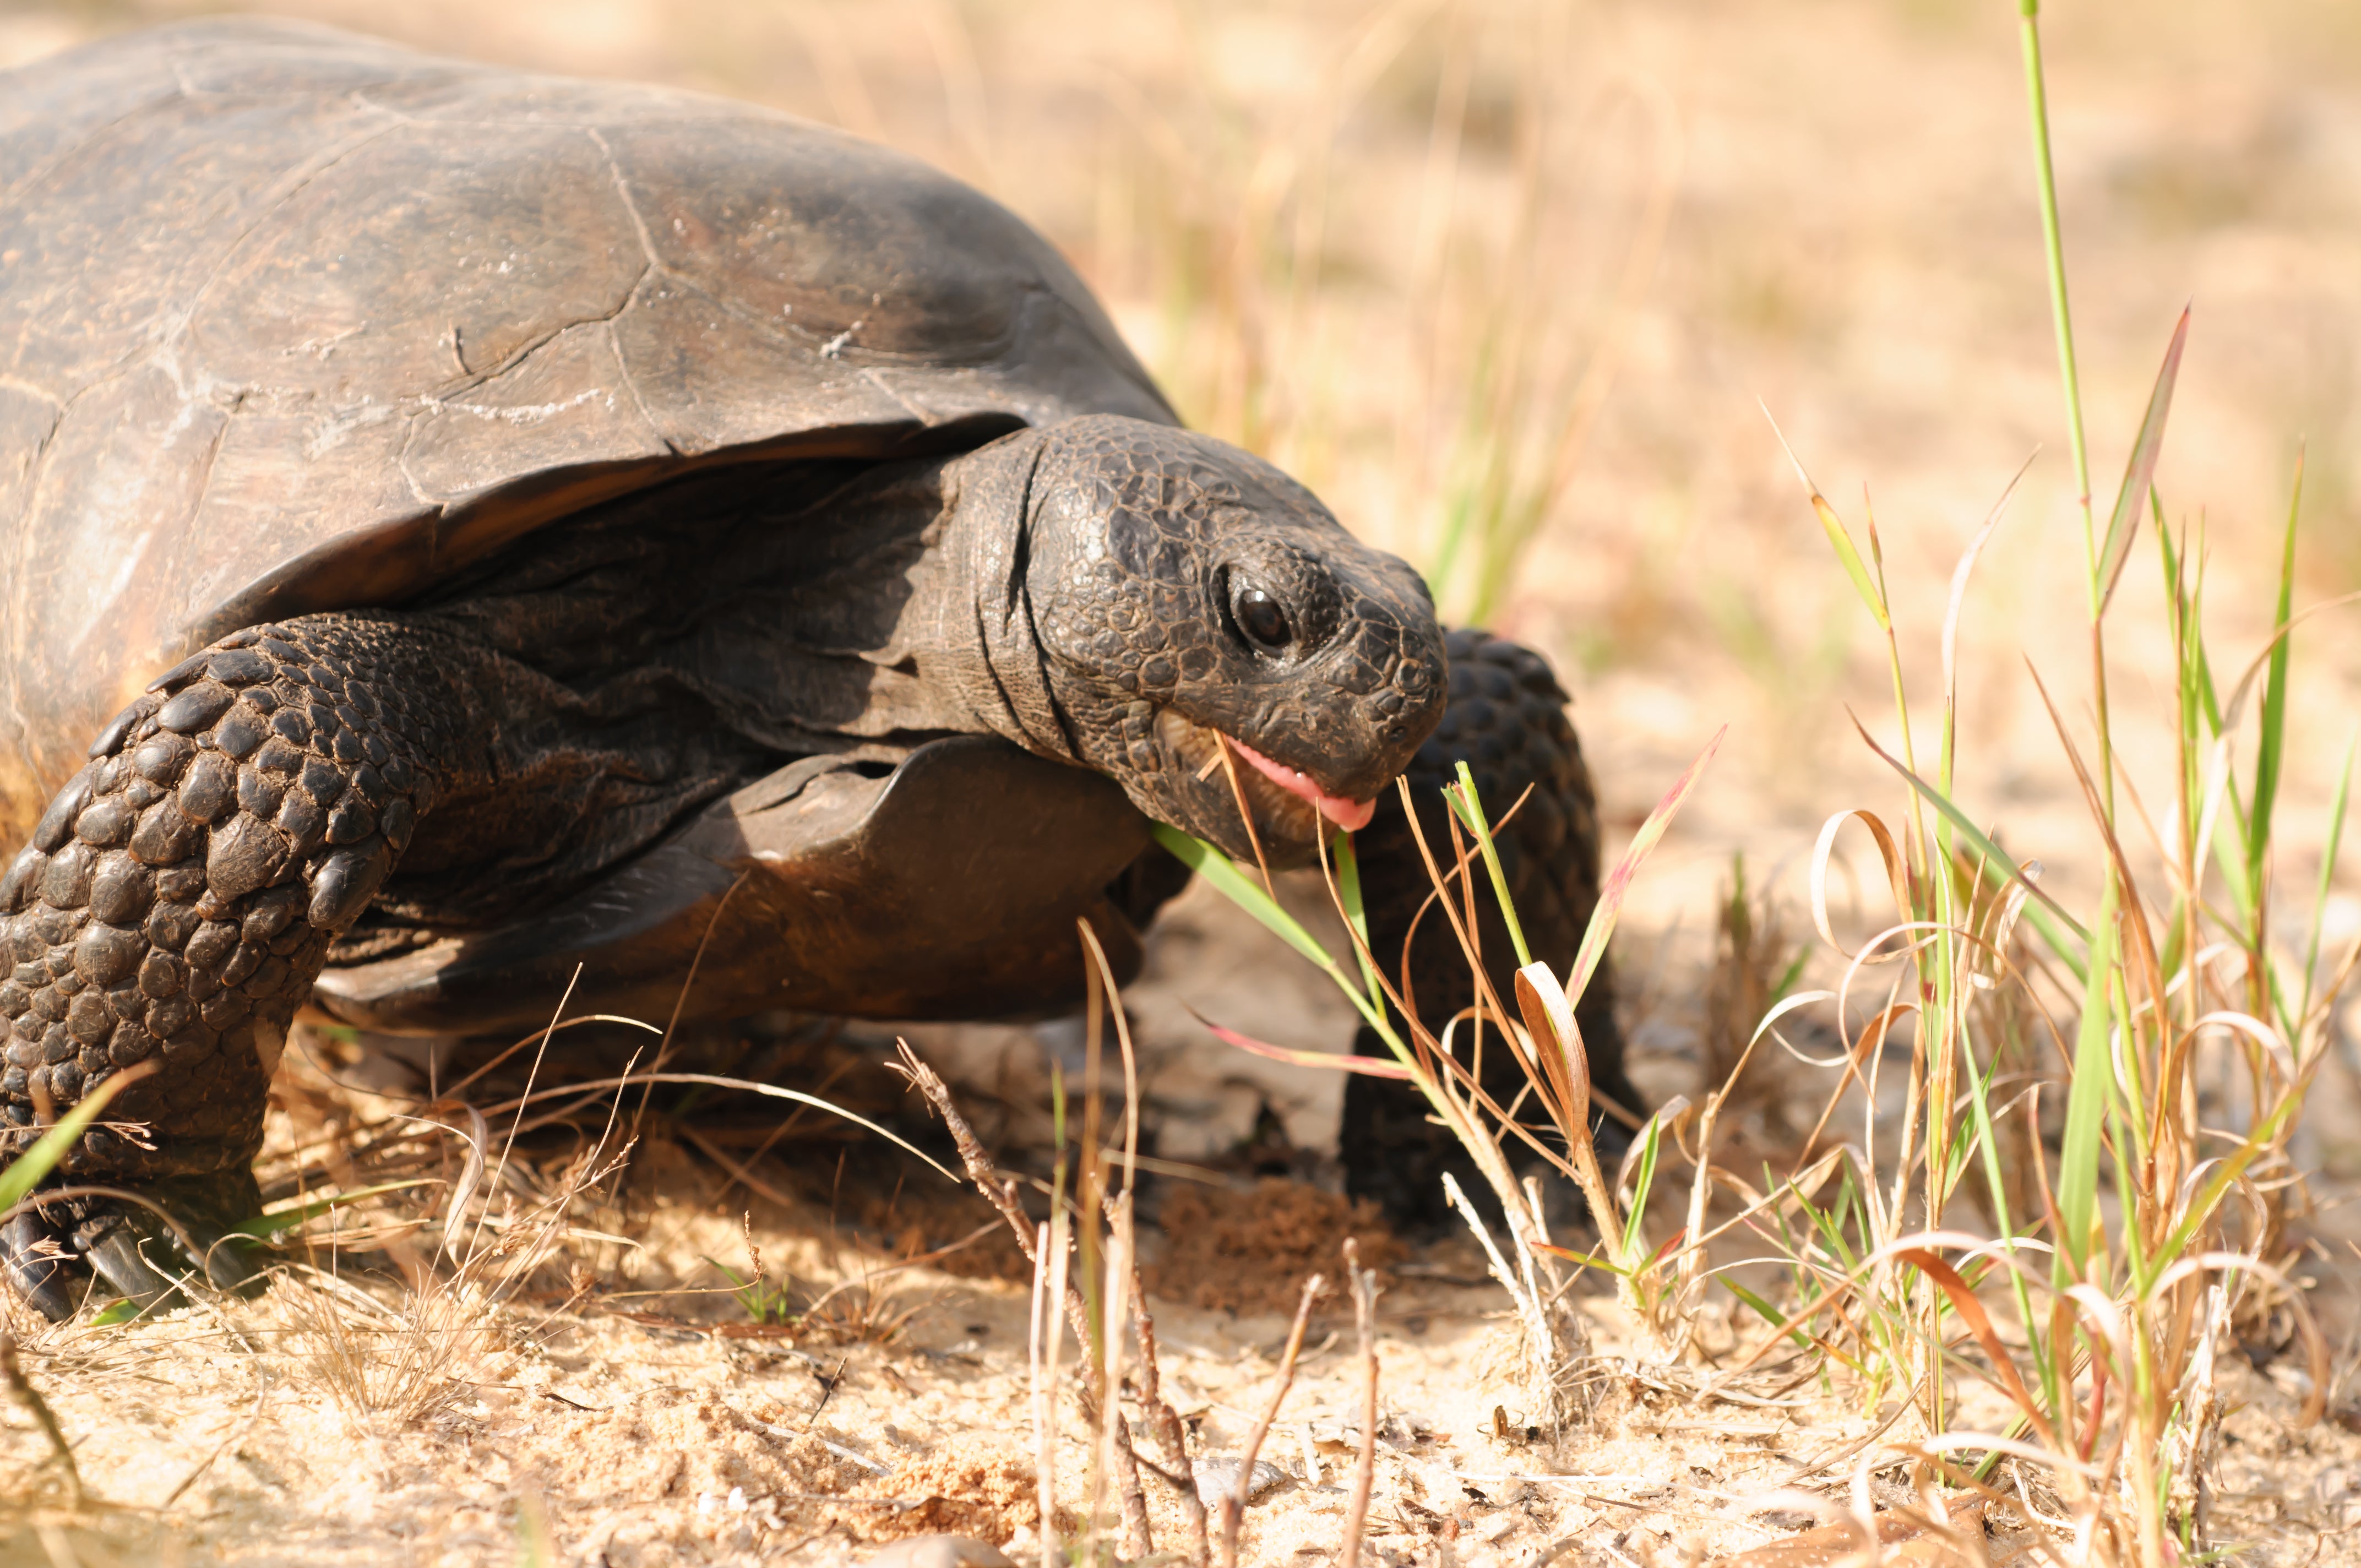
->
xmin=921 ymin=429 xmax=1082 ymax=767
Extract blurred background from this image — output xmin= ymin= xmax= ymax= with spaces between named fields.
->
xmin=8 ymin=0 xmax=2361 ymax=1162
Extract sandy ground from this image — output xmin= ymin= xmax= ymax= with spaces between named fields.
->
xmin=0 ymin=973 xmax=2355 ymax=1566
xmin=6 ymin=0 xmax=2361 ymax=1563
xmin=2 ymin=1113 xmax=2356 ymax=1568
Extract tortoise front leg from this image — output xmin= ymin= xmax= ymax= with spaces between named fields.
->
xmin=0 ymin=612 xmax=480 ymax=1317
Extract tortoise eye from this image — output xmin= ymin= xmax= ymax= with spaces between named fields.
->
xmin=1233 ymin=585 xmax=1293 ymax=655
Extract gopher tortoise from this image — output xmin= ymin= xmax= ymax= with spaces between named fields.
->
xmin=0 ymin=19 xmax=1638 ymax=1316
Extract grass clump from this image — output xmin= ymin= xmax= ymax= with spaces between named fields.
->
xmin=1159 ymin=729 xmax=1720 ymax=1420
xmin=707 ymin=1213 xmax=798 ymax=1328
xmin=1172 ymin=7 xmax=2347 ymax=1564
xmin=1773 ymin=6 xmax=2342 ymax=1559
xmin=1692 ymin=10 xmax=2342 ymax=1564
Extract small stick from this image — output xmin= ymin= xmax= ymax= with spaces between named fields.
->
xmin=1077 ymin=930 xmax=1154 ymax=1562
xmin=1100 ymin=1191 xmax=1151 ymax=1560
xmin=1221 ymin=1272 xmax=1326 ymax=1568
xmin=1211 ymin=732 xmax=1277 ymax=899
xmin=1110 ymin=1202 xmax=1209 ymax=1567
xmin=1 ymin=1332 xmax=82 ymax=1506
xmin=1339 ymin=1241 xmax=1380 ymax=1568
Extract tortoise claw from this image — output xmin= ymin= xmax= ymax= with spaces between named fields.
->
xmin=75 ymin=1215 xmax=181 ymax=1314
xmin=75 ymin=1204 xmax=265 ymax=1314
xmin=1 ymin=1211 xmax=77 ymax=1322
xmin=0 ymin=1179 xmax=268 ymax=1320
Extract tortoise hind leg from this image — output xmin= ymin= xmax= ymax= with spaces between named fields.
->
xmin=1337 ymin=628 xmax=1642 ymax=1232
xmin=0 ymin=612 xmax=480 ymax=1317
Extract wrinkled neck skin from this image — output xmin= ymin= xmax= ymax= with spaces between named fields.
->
xmin=907 ymin=429 xmax=1086 ymax=769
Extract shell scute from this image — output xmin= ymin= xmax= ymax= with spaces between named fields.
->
xmin=0 ymin=17 xmax=1170 ymax=853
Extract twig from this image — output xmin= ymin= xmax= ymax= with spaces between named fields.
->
xmin=1340 ymin=1240 xmax=1380 ymax=1568
xmin=1076 ymin=927 xmax=1155 ymax=1563
xmin=1109 ymin=1196 xmax=1208 ymax=1566
xmin=1099 ymin=1190 xmax=1151 ymax=1561
xmin=895 ymin=1041 xmax=1156 ymax=1554
xmin=1222 ymin=1272 xmax=1325 ymax=1568
xmin=1 ymin=1332 xmax=82 ymax=1505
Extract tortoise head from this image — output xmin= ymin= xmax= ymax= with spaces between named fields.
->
xmin=942 ymin=415 xmax=1447 ymax=865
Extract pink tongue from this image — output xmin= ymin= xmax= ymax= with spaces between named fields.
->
xmin=1227 ymin=737 xmax=1377 ymax=832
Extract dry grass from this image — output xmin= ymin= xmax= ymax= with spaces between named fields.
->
xmin=1700 ymin=857 xmax=1808 ymax=1151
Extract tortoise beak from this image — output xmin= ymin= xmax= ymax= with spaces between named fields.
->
xmin=1221 ymin=736 xmax=1375 ymax=832
xmin=1153 ymin=708 xmax=1380 ymax=860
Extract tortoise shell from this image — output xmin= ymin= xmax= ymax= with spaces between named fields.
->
xmin=0 ymin=17 xmax=1171 ymax=849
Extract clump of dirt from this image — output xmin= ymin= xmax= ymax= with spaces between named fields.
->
xmin=1147 ymin=1178 xmax=1401 ymax=1313
xmin=859 ymin=1444 xmax=1058 ymax=1544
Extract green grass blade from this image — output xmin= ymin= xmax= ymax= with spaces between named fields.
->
xmin=2056 ymin=875 xmax=2120 ymax=1279
xmin=2096 ymin=309 xmax=2190 ymax=612
xmin=1563 ymin=726 xmax=1727 ymax=1006
xmin=1192 ymin=1010 xmax=1413 ymax=1079
xmin=2248 ymin=450 xmax=2303 ymax=892
xmin=0 ymin=1069 xmax=140 ymax=1213
xmin=1814 ymin=493 xmax=1890 ymax=632
xmin=2156 ymin=1088 xmax=2305 ymax=1265
xmin=1723 ymin=1279 xmax=1817 ymax=1352
xmin=1332 ymin=830 xmax=1385 ymax=1011
xmin=1617 ymin=1116 xmax=1663 ymax=1270
xmin=1449 ymin=761 xmax=1532 ymax=968
xmin=2017 ymin=0 xmax=2096 ymax=576
xmin=2304 ymin=731 xmax=2357 ymax=1020
xmin=1761 ymin=404 xmax=1888 ymax=629
xmin=2104 ymin=1089 xmax=2149 ymax=1292
xmin=227 ymin=1180 xmax=436 ymax=1242
xmin=1849 ymin=713 xmax=2092 ymax=955
xmin=1156 ymin=822 xmax=1399 ymax=1041
xmin=1153 ymin=823 xmax=1336 ymax=971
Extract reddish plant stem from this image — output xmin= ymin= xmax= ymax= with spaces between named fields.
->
xmin=1107 ymin=1196 xmax=1209 ymax=1565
